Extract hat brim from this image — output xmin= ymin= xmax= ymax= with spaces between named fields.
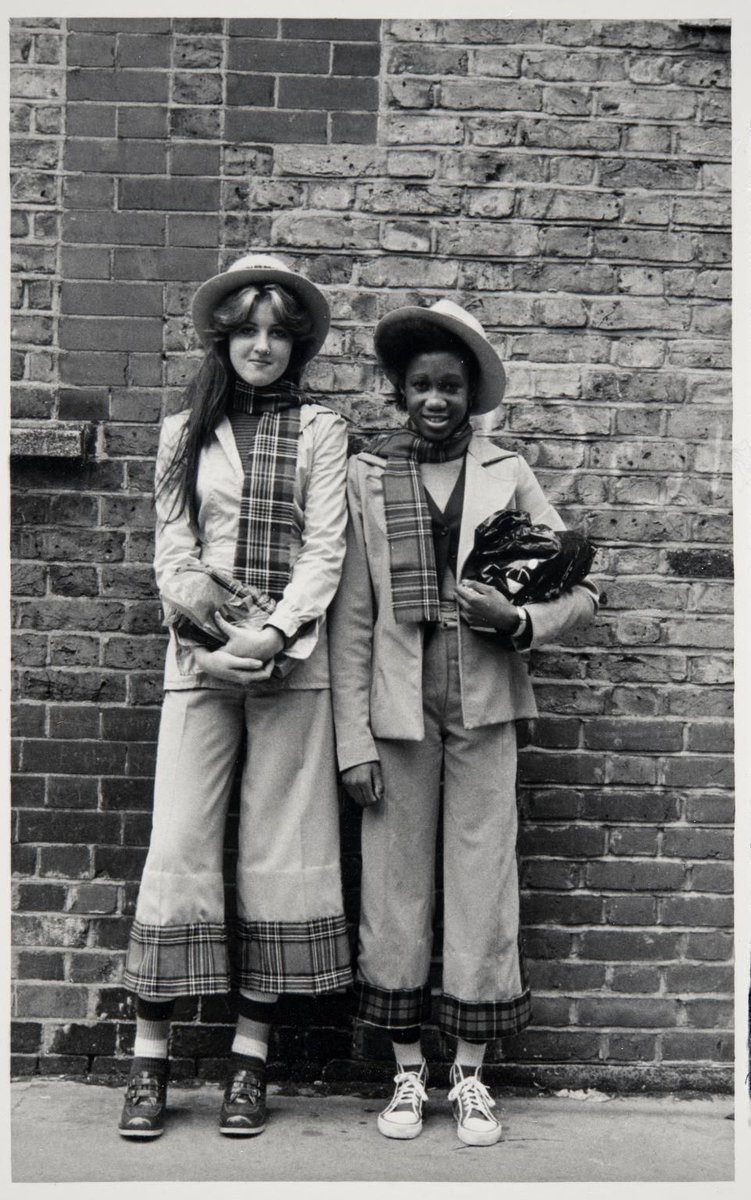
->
xmin=191 ymin=266 xmax=330 ymax=362
xmin=374 ymin=307 xmax=506 ymax=415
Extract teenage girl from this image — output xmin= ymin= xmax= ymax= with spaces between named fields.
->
xmin=329 ymin=300 xmax=597 ymax=1146
xmin=119 ymin=254 xmax=351 ymax=1139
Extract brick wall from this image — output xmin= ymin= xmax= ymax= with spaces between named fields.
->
xmin=10 ymin=17 xmax=733 ymax=1091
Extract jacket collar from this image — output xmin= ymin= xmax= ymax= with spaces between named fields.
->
xmin=467 ymin=435 xmax=518 ymax=466
xmin=214 ymin=404 xmax=322 ymax=478
xmin=360 ymin=432 xmax=516 ymax=469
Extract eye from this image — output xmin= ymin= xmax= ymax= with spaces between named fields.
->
xmin=270 ymin=326 xmax=291 ymax=340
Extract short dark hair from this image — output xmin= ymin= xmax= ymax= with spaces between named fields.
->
xmin=379 ymin=320 xmax=480 ymax=409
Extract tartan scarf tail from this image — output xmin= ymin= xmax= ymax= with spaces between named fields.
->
xmin=383 ymin=458 xmax=441 ymax=624
xmin=231 ymin=380 xmax=306 ymax=601
xmin=372 ymin=420 xmax=472 ymax=625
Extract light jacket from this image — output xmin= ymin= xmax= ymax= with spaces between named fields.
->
xmin=328 ymin=435 xmax=598 ymax=771
xmin=154 ymin=404 xmax=348 ymax=691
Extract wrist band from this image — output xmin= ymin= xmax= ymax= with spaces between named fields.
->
xmin=513 ymin=608 xmax=529 ymax=638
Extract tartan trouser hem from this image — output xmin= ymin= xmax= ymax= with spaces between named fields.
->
xmin=353 ymin=978 xmax=433 ymax=1031
xmin=124 ymin=916 xmax=352 ymax=999
xmin=236 ymin=915 xmax=353 ymax=995
xmin=354 ymin=979 xmax=533 ymax=1041
xmin=438 ymin=989 xmax=533 ymax=1041
xmin=124 ymin=920 xmax=230 ymax=1000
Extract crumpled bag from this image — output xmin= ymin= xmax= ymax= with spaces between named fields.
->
xmin=464 ymin=509 xmax=596 ymax=605
xmin=160 ymin=562 xmax=276 ymax=651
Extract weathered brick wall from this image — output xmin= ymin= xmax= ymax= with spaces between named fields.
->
xmin=10 ymin=17 xmax=733 ymax=1090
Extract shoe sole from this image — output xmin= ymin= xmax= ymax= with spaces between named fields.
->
xmin=219 ymin=1124 xmax=266 ymax=1137
xmin=377 ymin=1115 xmax=423 ymax=1140
xmin=118 ymin=1127 xmax=164 ymax=1139
xmin=457 ymin=1125 xmax=502 ymax=1147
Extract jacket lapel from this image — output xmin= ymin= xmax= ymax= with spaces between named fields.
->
xmin=215 ymin=416 xmax=244 ymax=480
xmin=457 ymin=437 xmax=520 ymax=578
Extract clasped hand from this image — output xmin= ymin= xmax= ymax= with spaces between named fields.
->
xmin=455 ymin=579 xmax=520 ymax=634
xmin=192 ymin=614 xmax=285 ymax=686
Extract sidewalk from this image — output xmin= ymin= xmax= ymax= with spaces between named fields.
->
xmin=11 ymin=1077 xmax=734 ymax=1185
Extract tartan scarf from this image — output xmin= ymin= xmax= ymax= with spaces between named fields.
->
xmin=369 ymin=418 xmax=473 ymax=623
xmin=230 ymin=377 xmax=310 ymax=600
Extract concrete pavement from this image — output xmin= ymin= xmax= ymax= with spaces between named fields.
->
xmin=10 ymin=1077 xmax=734 ymax=1185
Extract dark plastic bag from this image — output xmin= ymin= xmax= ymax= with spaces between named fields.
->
xmin=464 ymin=509 xmax=596 ymax=605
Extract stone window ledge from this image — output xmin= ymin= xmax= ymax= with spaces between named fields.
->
xmin=10 ymin=421 xmax=98 ymax=461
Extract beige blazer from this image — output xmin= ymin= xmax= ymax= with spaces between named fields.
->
xmin=154 ymin=404 xmax=348 ymax=691
xmin=328 ymin=435 xmax=598 ymax=771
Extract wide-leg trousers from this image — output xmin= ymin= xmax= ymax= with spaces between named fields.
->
xmin=354 ymin=625 xmax=531 ymax=1042
xmin=124 ymin=685 xmax=352 ymax=1000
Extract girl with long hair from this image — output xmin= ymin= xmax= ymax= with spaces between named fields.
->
xmin=118 ymin=254 xmax=351 ymax=1140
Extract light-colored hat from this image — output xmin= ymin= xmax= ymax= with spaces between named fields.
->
xmin=191 ymin=253 xmax=330 ymax=360
xmin=374 ymin=299 xmax=506 ymax=415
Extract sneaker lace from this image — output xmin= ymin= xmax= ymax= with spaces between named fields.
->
xmin=448 ymin=1073 xmax=496 ymax=1121
xmin=385 ymin=1069 xmax=428 ymax=1114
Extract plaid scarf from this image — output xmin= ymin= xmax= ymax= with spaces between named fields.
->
xmin=231 ymin=378 xmax=310 ymax=601
xmin=369 ymin=418 xmax=472 ymax=623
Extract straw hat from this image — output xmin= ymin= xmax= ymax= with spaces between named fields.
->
xmin=191 ymin=253 xmax=330 ymax=360
xmin=374 ymin=299 xmax=506 ymax=415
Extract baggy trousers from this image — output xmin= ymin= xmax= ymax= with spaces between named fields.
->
xmin=354 ymin=625 xmax=531 ymax=1042
xmin=124 ymin=685 xmax=352 ymax=1000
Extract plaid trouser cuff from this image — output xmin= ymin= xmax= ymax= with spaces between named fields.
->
xmin=236 ymin=916 xmax=352 ymax=995
xmin=124 ymin=920 xmax=230 ymax=999
xmin=354 ymin=978 xmax=433 ymax=1030
xmin=438 ymin=989 xmax=533 ymax=1041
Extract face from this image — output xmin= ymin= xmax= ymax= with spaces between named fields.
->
xmin=228 ymin=296 xmax=293 ymax=387
xmin=403 ymin=351 xmax=471 ymax=442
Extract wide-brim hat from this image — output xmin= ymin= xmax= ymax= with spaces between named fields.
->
xmin=191 ymin=253 xmax=330 ymax=361
xmin=374 ymin=299 xmax=506 ymax=415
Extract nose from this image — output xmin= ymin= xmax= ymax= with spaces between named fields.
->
xmin=254 ymin=329 xmax=271 ymax=355
xmin=424 ymin=389 xmax=446 ymax=408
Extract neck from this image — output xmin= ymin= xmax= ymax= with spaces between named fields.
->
xmin=230 ymin=376 xmax=301 ymax=413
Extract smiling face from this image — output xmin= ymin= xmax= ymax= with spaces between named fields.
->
xmin=228 ymin=295 xmax=293 ymax=388
xmin=403 ymin=350 xmax=472 ymax=442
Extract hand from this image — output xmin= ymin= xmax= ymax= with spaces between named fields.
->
xmin=341 ymin=761 xmax=384 ymax=808
xmin=455 ymin=579 xmax=521 ymax=634
xmin=214 ymin=614 xmax=285 ymax=663
xmin=192 ymin=645 xmax=274 ymax=686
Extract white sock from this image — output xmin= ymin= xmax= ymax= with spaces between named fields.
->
xmin=134 ymin=1016 xmax=170 ymax=1060
xmin=393 ymin=1039 xmax=424 ymax=1071
xmin=455 ymin=1038 xmax=486 ymax=1072
xmin=232 ymin=989 xmax=278 ymax=1063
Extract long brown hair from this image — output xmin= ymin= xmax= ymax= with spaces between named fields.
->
xmin=156 ymin=283 xmax=315 ymax=527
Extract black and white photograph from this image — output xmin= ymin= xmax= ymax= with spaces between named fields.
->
xmin=5 ymin=1 xmax=748 ymax=1194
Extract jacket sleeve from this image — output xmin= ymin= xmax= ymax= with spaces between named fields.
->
xmin=264 ymin=410 xmax=348 ymax=654
xmin=152 ymin=414 xmax=201 ymax=615
xmin=328 ymin=459 xmax=380 ymax=772
xmin=513 ymin=455 xmax=599 ymax=648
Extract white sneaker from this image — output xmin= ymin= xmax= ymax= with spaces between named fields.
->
xmin=377 ymin=1060 xmax=429 ymax=1140
xmin=448 ymin=1063 xmax=502 ymax=1146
